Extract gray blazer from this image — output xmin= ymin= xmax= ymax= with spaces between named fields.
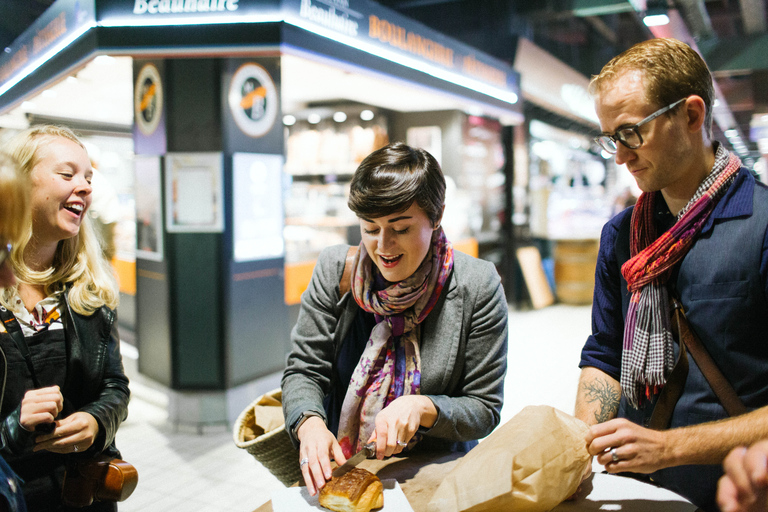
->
xmin=282 ymin=244 xmax=508 ymax=448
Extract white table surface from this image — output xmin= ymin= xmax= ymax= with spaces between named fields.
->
xmin=554 ymin=472 xmax=699 ymax=512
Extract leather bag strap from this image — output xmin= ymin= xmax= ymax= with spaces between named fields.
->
xmin=0 ymin=305 xmax=41 ymax=388
xmin=339 ymin=246 xmax=357 ymax=297
xmin=648 ymin=300 xmax=689 ymax=430
xmin=649 ymin=294 xmax=747 ymax=429
xmin=671 ymin=296 xmax=748 ymax=418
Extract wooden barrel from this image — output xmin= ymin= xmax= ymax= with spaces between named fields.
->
xmin=553 ymin=240 xmax=599 ymax=305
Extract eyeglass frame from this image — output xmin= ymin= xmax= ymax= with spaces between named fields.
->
xmin=594 ymin=97 xmax=687 ymax=154
xmin=0 ymin=243 xmax=11 ymax=267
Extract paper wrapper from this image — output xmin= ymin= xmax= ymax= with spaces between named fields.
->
xmin=427 ymin=405 xmax=591 ymax=512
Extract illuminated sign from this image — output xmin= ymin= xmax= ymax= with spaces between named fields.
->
xmin=0 ymin=0 xmax=519 ymax=113
xmin=0 ymin=0 xmax=96 ymax=95
xmin=284 ymin=0 xmax=518 ymax=103
xmin=228 ymin=62 xmax=278 ymax=138
xmin=134 ymin=63 xmax=164 ymax=135
xmin=132 ymin=0 xmax=239 ymax=14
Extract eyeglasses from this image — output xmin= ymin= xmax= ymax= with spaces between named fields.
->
xmin=0 ymin=243 xmax=11 ymax=266
xmin=594 ymin=97 xmax=687 ymax=154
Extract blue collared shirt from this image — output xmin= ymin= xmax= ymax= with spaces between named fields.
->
xmin=579 ymin=167 xmax=768 ymax=378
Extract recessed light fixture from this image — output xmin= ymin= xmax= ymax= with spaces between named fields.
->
xmin=333 ymin=111 xmax=347 ymax=123
xmin=307 ymin=113 xmax=322 ymax=124
xmin=360 ymin=110 xmax=374 ymax=121
xmin=283 ymin=115 xmax=296 ymax=126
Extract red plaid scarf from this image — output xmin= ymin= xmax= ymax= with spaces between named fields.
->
xmin=620 ymin=152 xmax=742 ymax=407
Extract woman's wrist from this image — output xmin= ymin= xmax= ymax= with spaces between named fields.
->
xmin=416 ymin=396 xmax=438 ymax=429
xmin=297 ymin=415 xmax=326 ymax=442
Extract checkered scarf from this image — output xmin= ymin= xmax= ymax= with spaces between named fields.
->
xmin=620 ymin=146 xmax=740 ymax=408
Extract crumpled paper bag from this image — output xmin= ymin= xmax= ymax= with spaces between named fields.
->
xmin=242 ymin=392 xmax=284 ymax=440
xmin=427 ymin=405 xmax=591 ymax=512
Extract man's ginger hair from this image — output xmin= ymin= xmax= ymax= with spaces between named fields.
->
xmin=589 ymin=38 xmax=715 ymax=138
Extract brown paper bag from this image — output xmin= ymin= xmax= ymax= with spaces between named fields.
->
xmin=427 ymin=405 xmax=591 ymax=512
xmin=242 ymin=392 xmax=285 ymax=440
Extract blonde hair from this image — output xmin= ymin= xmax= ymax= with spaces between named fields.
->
xmin=0 ymin=151 xmax=30 ymax=245
xmin=589 ymin=38 xmax=714 ymax=138
xmin=1 ymin=125 xmax=118 ymax=314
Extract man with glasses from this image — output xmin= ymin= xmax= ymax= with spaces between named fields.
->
xmin=574 ymin=38 xmax=768 ymax=511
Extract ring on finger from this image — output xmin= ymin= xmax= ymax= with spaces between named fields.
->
xmin=300 ymin=457 xmax=309 ymax=468
xmin=73 ymin=445 xmax=79 ymax=453
xmin=610 ymin=447 xmax=619 ymax=463
xmin=396 ymin=440 xmax=408 ymax=448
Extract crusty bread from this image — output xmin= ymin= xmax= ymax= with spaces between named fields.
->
xmin=318 ymin=467 xmax=384 ymax=512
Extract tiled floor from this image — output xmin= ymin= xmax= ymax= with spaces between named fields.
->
xmin=115 ymin=303 xmax=592 ymax=511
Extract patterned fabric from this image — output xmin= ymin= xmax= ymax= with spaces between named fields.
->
xmin=6 ymin=291 xmax=63 ymax=336
xmin=620 ymin=147 xmax=741 ymax=407
xmin=336 ymin=228 xmax=453 ymax=457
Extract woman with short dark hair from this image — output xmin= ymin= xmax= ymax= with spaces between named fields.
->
xmin=282 ymin=142 xmax=508 ymax=495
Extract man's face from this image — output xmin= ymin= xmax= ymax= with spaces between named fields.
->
xmin=595 ymin=70 xmax=691 ymax=194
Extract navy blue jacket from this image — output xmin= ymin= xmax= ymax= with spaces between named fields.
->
xmin=580 ymin=167 xmax=768 ymax=511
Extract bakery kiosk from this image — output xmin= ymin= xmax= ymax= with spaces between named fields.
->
xmin=0 ymin=0 xmax=522 ymax=428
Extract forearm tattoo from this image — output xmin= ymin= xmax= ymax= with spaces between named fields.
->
xmin=582 ymin=379 xmax=620 ymax=423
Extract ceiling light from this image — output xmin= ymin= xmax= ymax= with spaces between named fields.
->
xmin=333 ymin=111 xmax=347 ymax=123
xmin=282 ymin=115 xmax=296 ymax=126
xmin=360 ymin=110 xmax=374 ymax=121
xmin=643 ymin=1 xmax=669 ymax=27
xmin=93 ymin=55 xmax=116 ymax=65
xmin=42 ymin=89 xmax=57 ymax=98
xmin=66 ymin=76 xmax=78 ymax=84
xmin=307 ymin=113 xmax=321 ymax=124
xmin=643 ymin=13 xmax=670 ymax=26
xmin=725 ymin=129 xmax=739 ymax=138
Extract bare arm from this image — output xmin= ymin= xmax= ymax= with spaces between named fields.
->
xmin=588 ymin=396 xmax=768 ymax=473
xmin=575 ymin=366 xmax=621 ymax=426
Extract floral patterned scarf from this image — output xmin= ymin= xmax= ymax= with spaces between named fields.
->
xmin=337 ymin=228 xmax=453 ymax=457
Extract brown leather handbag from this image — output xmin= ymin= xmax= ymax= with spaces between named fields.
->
xmin=61 ymin=455 xmax=139 ymax=508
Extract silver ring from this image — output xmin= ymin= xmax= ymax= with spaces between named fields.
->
xmin=396 ymin=440 xmax=408 ymax=447
xmin=299 ymin=457 xmax=309 ymax=468
xmin=73 ymin=445 xmax=79 ymax=453
xmin=610 ymin=447 xmax=619 ymax=463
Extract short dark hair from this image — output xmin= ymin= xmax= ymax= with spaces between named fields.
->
xmin=590 ymin=38 xmax=714 ymax=138
xmin=348 ymin=142 xmax=445 ymax=227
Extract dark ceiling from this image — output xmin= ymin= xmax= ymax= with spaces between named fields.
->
xmin=2 ymin=0 xmax=766 ymax=156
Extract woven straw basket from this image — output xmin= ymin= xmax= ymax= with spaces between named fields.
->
xmin=233 ymin=388 xmax=302 ymax=486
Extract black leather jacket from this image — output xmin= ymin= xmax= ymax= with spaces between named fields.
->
xmin=0 ymin=292 xmax=130 ymax=465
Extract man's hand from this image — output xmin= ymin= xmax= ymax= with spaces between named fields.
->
xmin=33 ymin=412 xmax=99 ymax=454
xmin=717 ymin=440 xmax=768 ymax=512
xmin=586 ymin=418 xmax=673 ymax=474
xmin=297 ymin=416 xmax=346 ymax=496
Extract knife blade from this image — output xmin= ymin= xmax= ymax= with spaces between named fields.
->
xmin=331 ymin=442 xmax=376 ymax=478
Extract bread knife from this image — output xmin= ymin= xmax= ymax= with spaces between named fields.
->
xmin=331 ymin=442 xmax=376 ymax=478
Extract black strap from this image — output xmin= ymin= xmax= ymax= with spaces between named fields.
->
xmin=0 ymin=305 xmax=41 ymax=388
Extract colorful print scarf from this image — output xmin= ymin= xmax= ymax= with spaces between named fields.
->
xmin=337 ymin=228 xmax=453 ymax=457
xmin=620 ymin=148 xmax=741 ymax=407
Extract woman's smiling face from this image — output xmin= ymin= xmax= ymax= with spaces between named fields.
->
xmin=360 ymin=202 xmax=439 ymax=283
xmin=29 ymin=136 xmax=93 ymax=245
